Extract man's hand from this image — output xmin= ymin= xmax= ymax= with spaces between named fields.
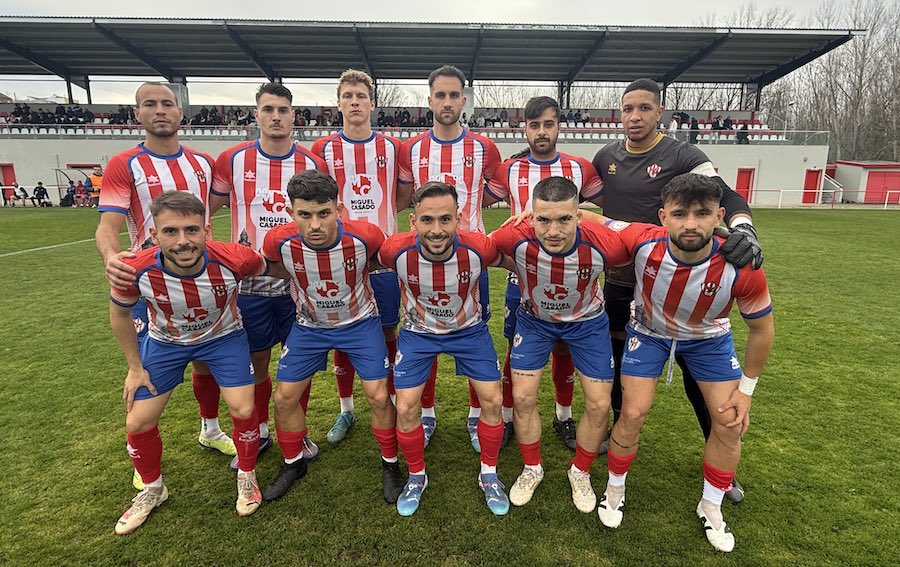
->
xmin=106 ymin=251 xmax=137 ymax=290
xmin=717 ymin=224 xmax=763 ymax=269
xmin=718 ymin=390 xmax=752 ymax=435
xmin=500 ymin=210 xmax=532 ymax=228
xmin=123 ymin=366 xmax=156 ymax=413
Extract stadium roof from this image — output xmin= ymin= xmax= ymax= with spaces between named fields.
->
xmin=0 ymin=17 xmax=863 ymax=93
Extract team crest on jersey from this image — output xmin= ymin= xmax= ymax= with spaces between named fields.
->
xmin=195 ymin=170 xmax=207 ymax=183
xmin=183 ymin=308 xmax=209 ymax=322
xmin=627 ymin=336 xmax=641 ymax=352
xmin=577 ymin=267 xmax=592 ymax=280
xmin=513 ymin=333 xmax=523 ymax=347
xmin=243 ymin=169 xmax=256 ymax=181
xmin=343 ymin=257 xmax=357 ymax=272
xmin=262 ymin=189 xmax=287 ymax=214
xmin=701 ymin=281 xmax=721 ymax=297
xmin=376 ymin=155 xmax=387 ymax=168
xmin=457 ymin=270 xmax=472 ymax=284
xmin=463 ymin=155 xmax=475 ymax=168
xmin=212 ymin=284 xmax=227 ymax=297
xmin=564 ymin=174 xmax=574 ymax=181
xmin=607 ymin=163 xmax=617 ymax=175
xmin=647 ymin=164 xmax=662 ymax=178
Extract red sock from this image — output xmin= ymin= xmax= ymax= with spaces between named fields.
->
xmin=276 ymin=428 xmax=307 ymax=461
xmin=299 ymin=380 xmax=311 ymax=413
xmin=396 ymin=426 xmax=426 ymax=473
xmin=420 ymin=359 xmax=438 ymax=408
xmin=703 ymin=461 xmax=735 ymax=492
xmin=371 ymin=426 xmax=398 ymax=460
xmin=191 ymin=372 xmax=220 ymax=418
xmin=478 ymin=420 xmax=503 ymax=467
xmin=518 ymin=440 xmax=542 ymax=467
xmin=572 ymin=442 xmax=598 ymax=472
xmin=502 ymin=350 xmax=513 ymax=410
xmin=551 ymin=351 xmax=575 ymax=406
xmin=607 ymin=451 xmax=637 ymax=476
xmin=232 ymin=412 xmax=260 ymax=471
xmin=385 ymin=335 xmax=397 ymax=397
xmin=127 ymin=426 xmax=163 ymax=485
xmin=334 ymin=351 xmax=355 ymax=398
xmin=468 ymin=381 xmax=481 ymax=408
xmin=254 ymin=376 xmax=272 ymax=426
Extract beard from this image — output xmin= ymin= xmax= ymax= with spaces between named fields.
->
xmin=671 ymin=232 xmax=712 ymax=252
xmin=434 ymin=109 xmax=461 ymax=126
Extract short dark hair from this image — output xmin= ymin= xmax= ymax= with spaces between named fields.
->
xmin=533 ymin=176 xmax=577 ymax=203
xmin=428 ymin=65 xmax=466 ymax=90
xmin=661 ymin=173 xmax=722 ymax=208
xmin=524 ymin=96 xmax=560 ymax=122
xmin=149 ymin=191 xmax=206 ymax=219
xmin=412 ymin=181 xmax=458 ymax=208
xmin=286 ymin=170 xmax=338 ymax=204
xmin=623 ymin=78 xmax=662 ymax=105
xmin=256 ymin=82 xmax=293 ymax=104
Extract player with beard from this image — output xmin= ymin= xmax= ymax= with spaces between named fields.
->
xmin=401 ymin=65 xmax=501 ymax=449
xmin=210 ymin=83 xmax=327 ymax=471
xmin=484 ymin=96 xmax=603 ymax=452
xmin=97 ymin=82 xmax=231 ymax=491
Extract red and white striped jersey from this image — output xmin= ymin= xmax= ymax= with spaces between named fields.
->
xmin=100 ymin=143 xmax=214 ymax=251
xmin=491 ymin=220 xmax=631 ymax=322
xmin=262 ymin=218 xmax=384 ymax=328
xmin=109 ymin=241 xmax=267 ymax=345
xmin=609 ymin=222 xmax=773 ymax=340
xmin=212 ymin=140 xmax=326 ymax=296
xmin=378 ymin=231 xmax=500 ymax=334
xmin=400 ymin=129 xmax=501 ymax=233
xmin=311 ymin=131 xmax=405 ymax=236
xmin=487 ymin=152 xmax=603 ymax=215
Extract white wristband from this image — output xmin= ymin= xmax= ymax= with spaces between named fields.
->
xmin=738 ymin=373 xmax=758 ymax=396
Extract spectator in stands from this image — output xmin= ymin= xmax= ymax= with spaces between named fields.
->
xmin=499 ymin=108 xmax=508 ymax=123
xmin=30 ymin=182 xmax=49 ymax=206
xmin=711 ymin=115 xmax=723 ymax=141
xmin=574 ymin=109 xmax=583 ymax=122
xmin=565 ymin=109 xmax=574 ymax=122
xmin=65 ymin=180 xmax=77 ymax=206
xmin=669 ymin=115 xmax=680 ymax=139
xmin=11 ymin=104 xmax=24 ymax=122
xmin=723 ymin=116 xmax=733 ymax=131
xmin=76 ymin=180 xmax=88 ymax=206
xmin=302 ymin=108 xmax=311 ymax=123
xmin=9 ymin=182 xmax=28 ymax=206
xmin=736 ymin=123 xmax=750 ymax=145
xmin=476 ymin=113 xmax=485 ymax=128
xmin=83 ymin=108 xmax=95 ymax=124
xmin=583 ymin=109 xmax=591 ymax=123
xmin=426 ymin=109 xmax=434 ymax=126
xmin=689 ymin=118 xmax=700 ymax=144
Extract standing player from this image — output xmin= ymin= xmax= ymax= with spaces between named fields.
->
xmin=400 ymin=65 xmax=502 ymax=449
xmin=592 ymin=174 xmax=774 ymax=553
xmin=96 ymin=83 xmax=231 ymax=491
xmin=260 ymin=170 xmax=402 ymax=504
xmin=210 ymin=83 xmax=327 ymax=470
xmin=378 ymin=182 xmax=511 ymax=517
xmin=311 ymin=69 xmax=412 ymax=446
xmin=490 ymin=177 xmax=630 ymax=513
xmin=485 ymin=96 xmax=603 ymax=451
xmin=591 ymin=78 xmax=762 ymax=502
xmin=110 ymin=192 xmax=270 ymax=534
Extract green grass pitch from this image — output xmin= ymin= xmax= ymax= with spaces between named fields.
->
xmin=0 ymin=207 xmax=898 ymax=566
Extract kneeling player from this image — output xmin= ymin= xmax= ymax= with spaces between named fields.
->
xmin=490 ymin=177 xmax=631 ymax=513
xmin=110 ymin=192 xmax=270 ymax=535
xmin=378 ymin=181 xmax=513 ymax=517
xmin=261 ymin=170 xmax=402 ymax=504
xmin=594 ymin=174 xmax=774 ymax=553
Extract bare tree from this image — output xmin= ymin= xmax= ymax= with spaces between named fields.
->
xmin=375 ymin=81 xmax=412 ymax=108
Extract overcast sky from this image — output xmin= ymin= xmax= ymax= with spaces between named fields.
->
xmin=0 ymin=0 xmax=832 ymax=106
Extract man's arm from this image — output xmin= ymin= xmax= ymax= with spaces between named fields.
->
xmin=96 ymin=211 xmax=136 ymax=291
xmin=208 ymin=192 xmax=230 ymax=215
xmin=491 ymin=251 xmax=515 ymax=272
xmin=110 ymin=301 xmax=157 ymax=412
xmin=718 ymin=313 xmax=774 ymax=434
xmin=396 ymin=181 xmax=414 ymax=211
xmin=265 ymin=258 xmax=291 ymax=280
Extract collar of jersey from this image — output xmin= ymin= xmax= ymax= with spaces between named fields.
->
xmin=254 ymin=139 xmax=296 ymax=160
xmin=527 ymin=153 xmax=561 ymax=166
xmin=155 ymin=249 xmax=208 ymax=279
xmin=625 ymin=132 xmax=664 ymax=155
xmin=300 ymin=220 xmax=344 ymax=251
xmin=536 ymin=228 xmax=581 ymax=258
xmin=429 ymin=127 xmax=466 ymax=145
xmin=665 ymin=237 xmax=720 ymax=266
xmin=139 ymin=142 xmax=184 ymax=160
xmin=339 ymin=130 xmax=376 ymax=144
xmin=415 ymin=234 xmax=459 ymax=263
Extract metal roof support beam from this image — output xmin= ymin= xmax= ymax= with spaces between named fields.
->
xmin=659 ymin=32 xmax=732 ymax=85
xmin=93 ymin=22 xmax=178 ymax=82
xmin=468 ymin=26 xmax=484 ymax=86
xmin=0 ymin=37 xmax=88 ymax=90
xmin=352 ymin=25 xmax=375 ymax=79
xmin=560 ymin=31 xmax=608 ymax=101
xmin=222 ymin=23 xmax=277 ymax=82
xmin=752 ymin=32 xmax=854 ymax=87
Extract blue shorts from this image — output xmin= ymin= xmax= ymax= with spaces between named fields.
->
xmin=479 ymin=270 xmax=492 ymax=322
xmin=131 ymin=298 xmax=149 ymax=345
xmin=503 ymin=281 xmax=521 ymax=340
xmin=238 ymin=293 xmax=295 ymax=352
xmin=278 ymin=317 xmax=389 ymax=383
xmin=621 ymin=327 xmax=742 ymax=382
xmin=510 ymin=308 xmax=615 ymax=380
xmin=393 ymin=322 xmax=500 ymax=389
xmin=136 ymin=329 xmax=254 ymax=400
xmin=370 ymin=271 xmax=400 ymax=328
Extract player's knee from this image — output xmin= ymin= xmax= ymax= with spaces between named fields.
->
xmin=711 ymin=420 xmax=741 ymax=448
xmin=512 ymin=388 xmax=537 ymax=412
xmin=125 ymin=414 xmax=157 ymax=435
xmin=620 ymin=404 xmax=650 ymax=429
xmin=394 ymin=396 xmax=419 ymax=424
xmin=477 ymin=386 xmax=502 ymax=410
xmin=228 ymin=401 xmax=254 ymax=420
xmin=273 ymin=384 xmax=303 ymax=414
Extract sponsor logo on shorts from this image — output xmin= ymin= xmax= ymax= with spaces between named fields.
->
xmin=384 ymin=356 xmax=391 ymax=369
xmin=394 ymin=350 xmax=403 ymax=365
xmin=731 ymin=356 xmax=740 ymax=370
xmin=610 ymin=355 xmax=615 ymax=368
xmin=627 ymin=336 xmax=641 ymax=352
xmin=513 ymin=333 xmax=523 ymax=347
xmin=132 ymin=317 xmax=146 ymax=334
xmin=280 ymin=345 xmax=290 ymax=360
